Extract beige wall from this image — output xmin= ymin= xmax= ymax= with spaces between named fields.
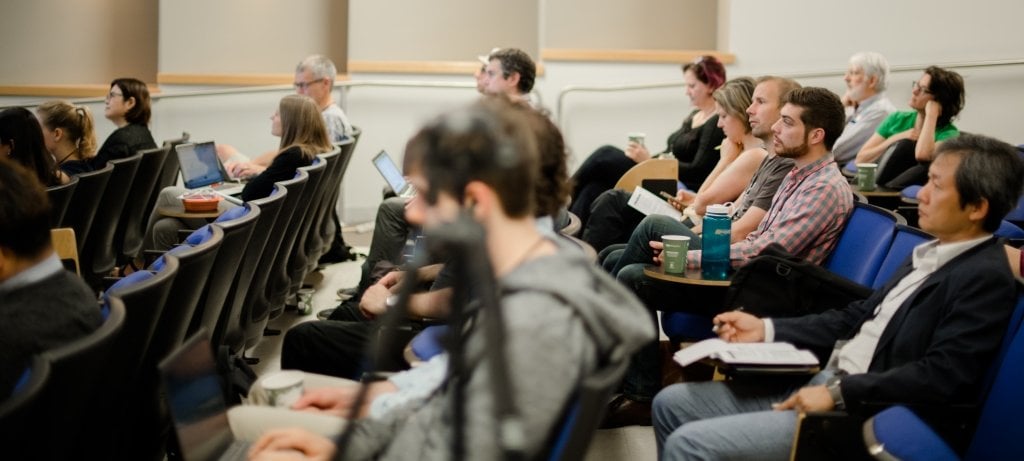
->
xmin=544 ymin=0 xmax=716 ymax=50
xmin=158 ymin=0 xmax=347 ymax=76
xmin=348 ymin=0 xmax=538 ymax=61
xmin=0 ymin=0 xmax=157 ymax=85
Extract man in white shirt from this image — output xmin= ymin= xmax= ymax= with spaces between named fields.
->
xmin=653 ymin=133 xmax=1024 ymax=460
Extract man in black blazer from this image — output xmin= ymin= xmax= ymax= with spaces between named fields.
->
xmin=652 ymin=133 xmax=1024 ymax=461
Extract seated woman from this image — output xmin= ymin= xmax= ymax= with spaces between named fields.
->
xmin=142 ymin=94 xmax=332 ymax=252
xmin=569 ymin=55 xmax=727 ymax=226
xmin=583 ymin=77 xmax=762 ymax=253
xmin=0 ymin=107 xmax=62 ymax=186
xmin=854 ymin=66 xmax=964 ymax=188
xmin=92 ymin=77 xmax=157 ymax=168
xmin=36 ymin=101 xmax=99 ymax=181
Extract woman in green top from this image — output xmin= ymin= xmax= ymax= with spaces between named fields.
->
xmin=855 ymin=66 xmax=964 ymax=187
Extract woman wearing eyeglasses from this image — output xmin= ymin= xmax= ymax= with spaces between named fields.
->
xmin=93 ymin=77 xmax=157 ymax=168
xmin=569 ymin=55 xmax=727 ymax=227
xmin=854 ymin=66 xmax=964 ymax=188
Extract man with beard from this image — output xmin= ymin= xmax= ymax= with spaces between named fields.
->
xmin=833 ymin=52 xmax=896 ymax=167
xmin=603 ymin=87 xmax=853 ymax=427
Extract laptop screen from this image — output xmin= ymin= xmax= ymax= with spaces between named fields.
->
xmin=160 ymin=331 xmax=235 ymax=461
xmin=178 ymin=142 xmax=226 ymax=189
xmin=371 ymin=150 xmax=408 ymax=194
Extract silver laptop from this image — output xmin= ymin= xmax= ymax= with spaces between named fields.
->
xmin=160 ymin=330 xmax=250 ymax=461
xmin=372 ymin=150 xmax=416 ymax=198
xmin=176 ymin=141 xmax=246 ymax=198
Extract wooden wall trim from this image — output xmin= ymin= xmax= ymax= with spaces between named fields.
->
xmin=0 ymin=84 xmax=119 ymax=98
xmin=348 ymin=60 xmax=546 ymax=76
xmin=541 ymin=48 xmax=735 ymax=64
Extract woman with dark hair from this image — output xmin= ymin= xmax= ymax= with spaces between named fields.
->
xmin=93 ymin=77 xmax=157 ymax=167
xmin=855 ymin=66 xmax=964 ymax=188
xmin=142 ymin=94 xmax=331 ymax=252
xmin=0 ymin=107 xmax=61 ymax=186
xmin=36 ymin=100 xmax=99 ymax=180
xmin=569 ymin=55 xmax=727 ymax=226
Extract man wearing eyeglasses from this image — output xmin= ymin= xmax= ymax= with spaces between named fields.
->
xmin=218 ymin=54 xmax=353 ymax=177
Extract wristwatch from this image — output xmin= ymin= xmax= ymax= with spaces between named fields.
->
xmin=826 ymin=376 xmax=846 ymax=411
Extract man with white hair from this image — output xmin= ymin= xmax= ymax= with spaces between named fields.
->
xmin=832 ymin=52 xmax=896 ymax=167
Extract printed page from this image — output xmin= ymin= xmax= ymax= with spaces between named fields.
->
xmin=627 ymin=186 xmax=683 ymax=220
xmin=673 ymin=338 xmax=813 ymax=367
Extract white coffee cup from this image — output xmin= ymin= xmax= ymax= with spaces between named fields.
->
xmin=261 ymin=370 xmax=304 ymax=408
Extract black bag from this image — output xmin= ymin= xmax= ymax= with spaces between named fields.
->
xmin=725 ymin=243 xmax=873 ymax=318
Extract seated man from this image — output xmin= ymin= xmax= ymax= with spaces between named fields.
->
xmin=654 ymin=133 xmax=1024 ymax=460
xmin=832 ymin=51 xmax=897 ymax=168
xmin=0 ymin=158 xmax=102 ymax=397
xmin=246 ymin=98 xmax=653 ymax=460
xmin=604 ymin=87 xmax=854 ymax=427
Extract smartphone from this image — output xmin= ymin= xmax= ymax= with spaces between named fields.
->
xmin=659 ymin=191 xmax=685 ymax=209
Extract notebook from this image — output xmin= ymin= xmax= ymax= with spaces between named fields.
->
xmin=159 ymin=330 xmax=251 ymax=461
xmin=176 ymin=141 xmax=246 ymax=198
xmin=372 ymin=150 xmax=416 ymax=198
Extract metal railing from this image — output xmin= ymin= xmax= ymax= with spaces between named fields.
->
xmin=555 ymin=58 xmax=1024 ymax=125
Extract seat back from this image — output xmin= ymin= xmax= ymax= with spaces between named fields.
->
xmin=871 ymin=225 xmax=933 ymax=289
xmin=143 ymin=132 xmax=190 ymax=221
xmin=824 ymin=201 xmax=901 ymax=286
xmin=116 ymin=146 xmax=170 ymax=264
xmin=0 ymin=355 xmax=51 ymax=450
xmin=47 ymin=175 xmax=78 ymax=227
xmin=82 ymin=154 xmax=142 ymax=285
xmin=62 ymin=162 xmax=113 ymax=254
xmin=305 ymin=146 xmax=342 ymax=266
xmin=965 ymin=290 xmax=1024 ymax=460
xmin=35 ymin=297 xmax=126 ymax=459
xmin=613 ymin=158 xmax=677 ymax=192
xmin=242 ymin=171 xmax=308 ymax=351
xmin=545 ymin=353 xmax=631 ymax=461
xmin=282 ymin=158 xmax=328 ymax=298
xmin=218 ymin=188 xmax=285 ymax=351
xmin=995 ymin=220 xmax=1024 ymax=239
xmin=188 ymin=204 xmax=261 ymax=343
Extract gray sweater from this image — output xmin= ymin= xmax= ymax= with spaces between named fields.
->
xmin=340 ymin=239 xmax=654 ymax=460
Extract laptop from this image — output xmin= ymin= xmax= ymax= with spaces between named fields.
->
xmin=176 ymin=141 xmax=246 ymax=199
xmin=160 ymin=330 xmax=251 ymax=461
xmin=372 ymin=150 xmax=416 ymax=198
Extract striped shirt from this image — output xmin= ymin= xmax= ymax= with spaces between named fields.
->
xmin=688 ymin=153 xmax=853 ymax=268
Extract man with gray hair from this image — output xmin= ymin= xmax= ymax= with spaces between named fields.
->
xmin=833 ymin=51 xmax=896 ymax=167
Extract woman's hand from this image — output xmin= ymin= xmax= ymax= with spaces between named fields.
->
xmin=624 ymin=142 xmax=651 ymax=163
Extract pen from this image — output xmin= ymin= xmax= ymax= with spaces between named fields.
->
xmin=711 ymin=307 xmax=745 ymax=333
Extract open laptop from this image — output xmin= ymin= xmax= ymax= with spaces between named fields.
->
xmin=160 ymin=330 xmax=250 ymax=461
xmin=176 ymin=141 xmax=246 ymax=199
xmin=372 ymin=150 xmax=416 ymax=198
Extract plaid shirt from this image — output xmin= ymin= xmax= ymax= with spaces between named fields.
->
xmin=688 ymin=153 xmax=853 ymax=268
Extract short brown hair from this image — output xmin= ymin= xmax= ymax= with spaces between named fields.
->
xmin=781 ymin=87 xmax=846 ymax=151
xmin=0 ymin=157 xmax=52 ymax=258
xmin=110 ymin=77 xmax=151 ymax=125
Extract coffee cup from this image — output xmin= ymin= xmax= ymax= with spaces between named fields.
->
xmin=627 ymin=132 xmax=646 ymax=147
xmin=662 ymin=235 xmax=691 ymax=274
xmin=856 ymin=163 xmax=878 ymax=191
xmin=261 ymin=370 xmax=304 ymax=408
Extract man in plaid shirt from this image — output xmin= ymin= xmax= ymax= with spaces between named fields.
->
xmin=603 ymin=87 xmax=853 ymax=428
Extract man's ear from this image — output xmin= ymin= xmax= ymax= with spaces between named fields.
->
xmin=966 ymin=198 xmax=990 ymax=227
xmin=808 ymin=127 xmax=826 ymax=146
xmin=507 ymin=71 xmax=521 ymax=88
xmin=463 ymin=181 xmax=493 ymax=217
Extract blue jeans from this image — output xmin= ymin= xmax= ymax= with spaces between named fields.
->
xmin=653 ymin=370 xmax=835 ymax=460
xmin=614 ymin=215 xmax=709 ymax=401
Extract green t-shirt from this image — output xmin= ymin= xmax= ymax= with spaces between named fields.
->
xmin=876 ymin=110 xmax=959 ymax=141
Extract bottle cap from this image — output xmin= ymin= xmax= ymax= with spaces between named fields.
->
xmin=706 ymin=204 xmax=730 ymax=215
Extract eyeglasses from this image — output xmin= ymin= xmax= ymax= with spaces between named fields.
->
xmin=294 ymin=78 xmax=325 ymax=90
xmin=105 ymin=91 xmax=123 ymax=100
xmin=911 ymin=81 xmax=931 ymax=95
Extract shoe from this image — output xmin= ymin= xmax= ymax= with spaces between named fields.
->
xmin=599 ymin=394 xmax=652 ymax=429
xmin=316 ymin=308 xmax=336 ymax=321
xmin=336 ymin=287 xmax=359 ymax=300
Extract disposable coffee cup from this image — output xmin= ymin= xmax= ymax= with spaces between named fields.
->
xmin=627 ymin=132 xmax=646 ymax=147
xmin=261 ymin=370 xmax=304 ymax=408
xmin=856 ymin=163 xmax=878 ymax=191
xmin=662 ymin=235 xmax=691 ymax=274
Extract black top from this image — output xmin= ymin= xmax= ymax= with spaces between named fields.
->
xmin=665 ymin=110 xmax=726 ymax=190
xmin=240 ymin=146 xmax=313 ymax=202
xmin=59 ymin=159 xmax=95 ymax=176
xmin=92 ymin=123 xmax=156 ymax=168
